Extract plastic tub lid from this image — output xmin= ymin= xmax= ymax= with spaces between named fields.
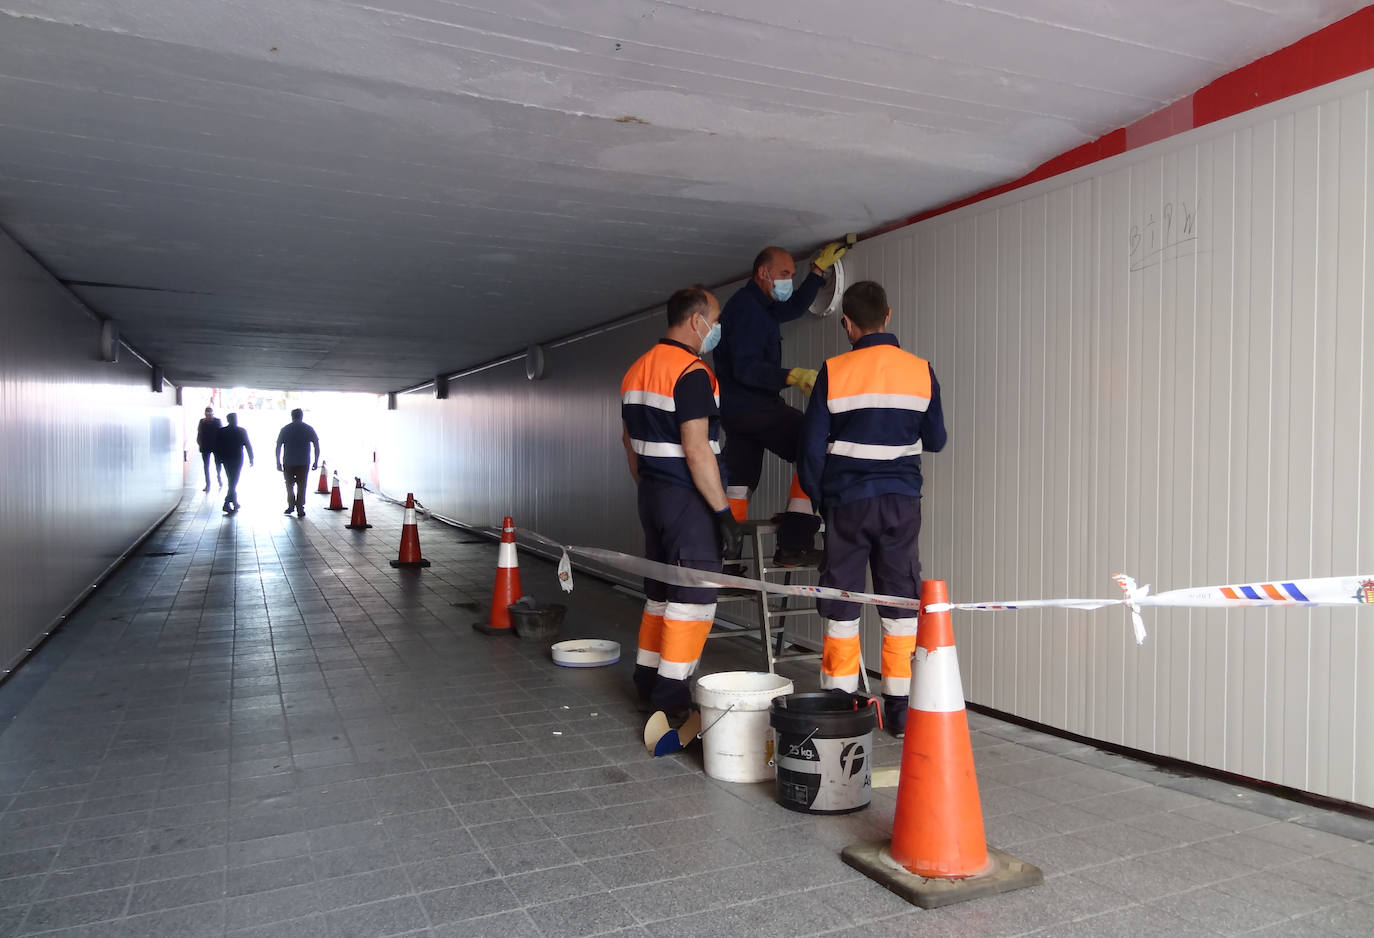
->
xmin=550 ymin=639 xmax=620 ymax=668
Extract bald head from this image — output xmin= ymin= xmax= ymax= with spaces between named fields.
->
xmin=751 ymin=246 xmax=795 ymax=296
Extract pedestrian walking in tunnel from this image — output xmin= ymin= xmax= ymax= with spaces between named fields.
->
xmin=214 ymin=412 xmax=254 ymax=513
xmin=196 ymin=405 xmax=222 ymax=492
xmin=275 ymin=407 xmax=320 ymax=517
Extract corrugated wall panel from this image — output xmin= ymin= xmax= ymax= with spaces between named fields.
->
xmin=0 ymin=228 xmax=182 ymax=674
xmin=382 ymin=71 xmax=1374 ymax=806
xmin=838 ymin=75 xmax=1374 ymax=805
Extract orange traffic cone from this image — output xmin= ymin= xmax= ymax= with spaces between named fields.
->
xmin=345 ymin=478 xmax=372 ymax=529
xmin=316 ymin=461 xmax=330 ymax=494
xmin=325 ymin=471 xmax=346 ymax=511
xmin=473 ymin=516 xmax=521 ymax=635
xmin=841 ymin=579 xmax=1041 ymax=908
xmin=389 ymin=493 xmax=431 ymax=568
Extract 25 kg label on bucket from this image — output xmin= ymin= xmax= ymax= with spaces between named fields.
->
xmin=776 ymin=736 xmax=871 ymax=814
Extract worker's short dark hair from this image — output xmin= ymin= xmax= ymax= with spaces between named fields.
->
xmin=225 ymin=412 xmax=238 ymax=425
xmin=752 ymin=246 xmax=786 ymax=277
xmin=291 ymin=408 xmax=303 ymax=421
xmin=842 ymin=280 xmax=889 ymax=330
xmin=665 ymin=286 xmax=712 ymax=328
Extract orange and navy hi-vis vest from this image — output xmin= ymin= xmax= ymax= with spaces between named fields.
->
xmin=621 ymin=341 xmax=721 ymax=488
xmin=823 ymin=342 xmax=933 ymax=499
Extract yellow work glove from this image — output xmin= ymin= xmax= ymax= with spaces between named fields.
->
xmin=787 ymin=367 xmax=819 ymax=395
xmin=813 ymin=241 xmax=848 ymax=272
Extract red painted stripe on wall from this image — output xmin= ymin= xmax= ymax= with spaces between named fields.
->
xmin=864 ymin=6 xmax=1374 ymax=240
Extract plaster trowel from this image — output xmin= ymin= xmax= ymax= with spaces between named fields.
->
xmin=642 ymin=710 xmax=703 ymax=757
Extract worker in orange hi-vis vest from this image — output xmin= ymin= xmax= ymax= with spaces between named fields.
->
xmin=797 ymin=280 xmax=948 ymax=738
xmin=621 ymin=287 xmax=744 ymax=731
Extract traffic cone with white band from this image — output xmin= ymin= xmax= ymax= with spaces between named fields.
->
xmin=326 ymin=471 xmax=346 ymax=511
xmin=345 ymin=478 xmax=371 ymax=529
xmin=841 ymin=579 xmax=1041 ymax=908
xmin=316 ymin=461 xmax=330 ymax=494
xmin=389 ymin=493 xmax=431 ymax=568
xmin=473 ymin=517 xmax=521 ymax=635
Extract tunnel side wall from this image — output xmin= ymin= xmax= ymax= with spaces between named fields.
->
xmin=0 ymin=228 xmax=183 ymax=674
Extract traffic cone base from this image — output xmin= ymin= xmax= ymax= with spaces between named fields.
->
xmin=473 ymin=516 xmax=521 ymax=635
xmin=839 ymin=843 xmax=1042 ymax=910
xmin=843 ymin=579 xmax=1041 ymax=909
xmin=390 ymin=557 xmax=430 ymax=568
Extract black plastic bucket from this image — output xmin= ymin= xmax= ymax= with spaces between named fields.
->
xmin=769 ymin=692 xmax=877 ymax=815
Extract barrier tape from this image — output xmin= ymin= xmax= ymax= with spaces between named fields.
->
xmin=499 ymin=528 xmax=1374 ymax=648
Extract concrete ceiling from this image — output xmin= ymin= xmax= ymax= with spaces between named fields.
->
xmin=0 ymin=1 xmax=1363 ymax=392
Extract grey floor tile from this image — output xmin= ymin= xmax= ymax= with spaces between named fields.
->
xmin=525 ymin=892 xmax=638 ymax=938
xmin=227 ymin=855 xmax=316 ymax=897
xmin=315 ymin=867 xmax=412 ymax=913
xmin=228 ymin=912 xmax=330 ymax=938
xmin=504 ymin=862 xmax=602 ymax=905
xmin=484 ymin=838 xmax=577 ymax=876
xmin=430 ymin=909 xmax=540 ymax=938
xmin=19 ymin=887 xmax=130 ymax=932
xmin=324 ymin=896 xmax=428 ymax=938
xmin=420 ymin=879 xmax=521 ymax=926
xmin=116 ymin=900 xmax=226 ymax=938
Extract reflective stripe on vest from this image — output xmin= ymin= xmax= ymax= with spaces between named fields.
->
xmin=621 ymin=343 xmax=721 ymax=485
xmin=825 ymin=345 xmax=931 ymax=462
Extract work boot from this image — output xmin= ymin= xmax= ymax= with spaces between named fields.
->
xmin=633 ymin=665 xmax=657 ymax=713
xmin=883 ymin=695 xmax=908 ymax=738
xmin=772 ymin=546 xmax=822 ymax=568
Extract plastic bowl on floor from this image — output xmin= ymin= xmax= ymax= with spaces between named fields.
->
xmin=508 ymin=602 xmax=566 ymax=641
xmin=550 ymin=639 xmax=620 ymax=668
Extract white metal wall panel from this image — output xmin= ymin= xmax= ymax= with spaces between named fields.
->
xmin=381 ymin=72 xmax=1374 ymax=805
xmin=0 ymin=228 xmax=183 ymax=673
xmin=835 ymin=78 xmax=1374 ymax=806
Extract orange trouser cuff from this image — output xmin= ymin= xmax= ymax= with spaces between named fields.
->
xmin=881 ymin=633 xmax=917 ymax=683
xmin=821 ymin=634 xmax=861 ymax=680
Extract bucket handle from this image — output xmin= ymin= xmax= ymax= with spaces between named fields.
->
xmin=695 ymin=702 xmax=737 ymax=739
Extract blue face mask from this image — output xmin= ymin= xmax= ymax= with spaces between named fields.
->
xmin=697 ymin=319 xmax=721 ymax=355
xmin=771 ymin=278 xmax=794 ymax=302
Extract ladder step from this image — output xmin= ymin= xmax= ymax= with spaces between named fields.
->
xmin=762 ymin=606 xmax=818 ymax=618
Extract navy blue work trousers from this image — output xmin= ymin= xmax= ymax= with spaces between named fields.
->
xmin=817 ymin=493 xmax=922 ymax=622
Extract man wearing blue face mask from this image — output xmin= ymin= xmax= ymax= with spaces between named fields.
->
xmin=621 ymin=286 xmax=743 ymax=728
xmin=714 ymin=242 xmax=847 ymax=566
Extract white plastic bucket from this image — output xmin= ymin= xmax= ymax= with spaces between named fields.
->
xmin=693 ymin=671 xmax=795 ymax=783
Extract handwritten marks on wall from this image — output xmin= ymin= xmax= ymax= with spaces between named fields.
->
xmin=1129 ymin=200 xmax=1198 ymax=273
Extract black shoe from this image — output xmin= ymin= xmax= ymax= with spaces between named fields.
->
xmin=284 ymin=507 xmax=294 ymax=515
xmin=202 ymin=485 xmax=209 ymax=492
xmin=883 ymin=695 xmax=908 ymax=738
xmin=772 ymin=546 xmax=822 ymax=568
xmin=222 ymin=504 xmax=234 ymax=514
xmin=297 ymin=509 xmax=305 ymax=518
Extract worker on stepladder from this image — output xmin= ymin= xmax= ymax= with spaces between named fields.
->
xmin=713 ymin=241 xmax=848 ymax=566
xmin=797 ymin=280 xmax=947 ymax=737
xmin=621 ymin=287 xmax=744 ymax=730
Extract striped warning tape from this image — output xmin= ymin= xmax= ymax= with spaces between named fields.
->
xmin=509 ymin=528 xmax=1373 ymax=647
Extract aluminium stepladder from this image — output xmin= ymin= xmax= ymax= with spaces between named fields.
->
xmin=709 ymin=519 xmax=871 ymax=694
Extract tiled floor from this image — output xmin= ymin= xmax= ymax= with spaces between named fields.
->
xmin=0 ymin=483 xmax=1371 ymax=937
